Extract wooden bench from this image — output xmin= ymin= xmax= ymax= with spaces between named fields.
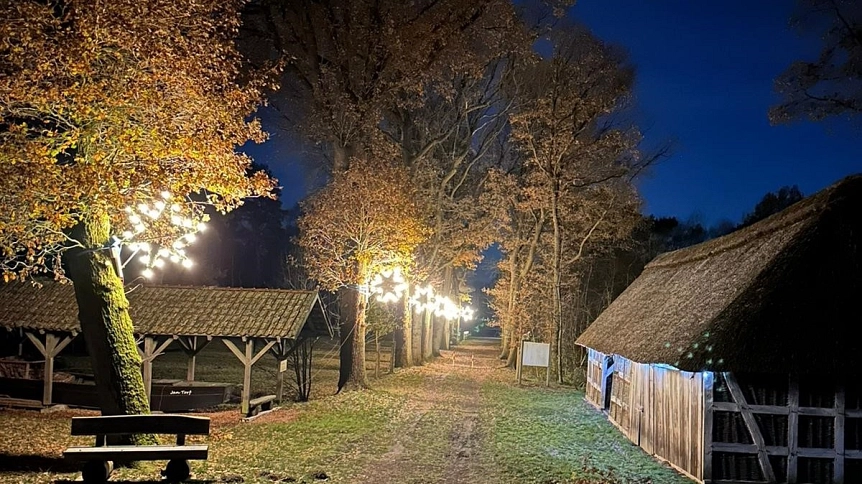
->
xmin=247 ymin=394 xmax=276 ymax=417
xmin=63 ymin=414 xmax=210 ymax=483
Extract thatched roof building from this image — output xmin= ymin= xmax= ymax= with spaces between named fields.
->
xmin=577 ymin=174 xmax=862 ymax=375
xmin=575 ymin=175 xmax=862 ymax=484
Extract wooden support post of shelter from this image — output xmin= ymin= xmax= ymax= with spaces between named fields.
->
xmin=177 ymin=335 xmax=212 ymax=382
xmin=25 ymin=330 xmax=76 ymax=405
xmin=137 ymin=335 xmax=175 ymax=401
xmin=269 ymin=339 xmax=300 ymax=403
xmin=223 ymin=338 xmax=275 ymax=416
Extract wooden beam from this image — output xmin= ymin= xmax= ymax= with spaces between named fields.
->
xmin=43 ymin=333 xmax=58 ymax=406
xmin=222 ymin=338 xmax=260 ymax=416
xmin=52 ymin=334 xmax=75 ymax=357
xmin=222 ymin=338 xmax=247 ymax=364
xmin=138 ymin=336 xmax=174 ymax=401
xmin=709 ymin=443 xmax=842 ymax=459
xmin=25 ymin=331 xmax=76 ymax=405
xmin=712 ymin=401 xmax=792 ymax=415
xmin=177 ymin=336 xmax=211 ymax=382
xmin=798 ymin=406 xmax=839 ymax=417
xmin=242 ymin=340 xmax=252 ymax=416
xmin=141 ymin=337 xmax=154 ymax=402
xmin=711 ymin=442 xmax=761 ymax=454
xmin=724 ymin=372 xmax=776 ymax=483
xmin=25 ymin=331 xmax=47 ymax=357
xmin=787 ymin=375 xmax=799 ymax=484
xmin=703 ymin=372 xmax=714 ymax=483
xmin=835 ymin=383 xmax=845 ymax=484
xmin=250 ymin=340 xmax=276 ymax=366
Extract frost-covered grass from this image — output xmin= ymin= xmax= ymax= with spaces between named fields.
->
xmin=480 ymin=382 xmax=692 ymax=484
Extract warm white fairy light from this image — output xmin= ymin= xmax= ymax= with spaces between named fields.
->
xmin=409 ymin=285 xmax=435 ymax=312
xmin=369 ymin=267 xmax=408 ymax=303
xmin=117 ymin=191 xmax=205 ymax=280
xmin=460 ymin=307 xmax=475 ymax=321
xmin=430 ymin=294 xmax=448 ymax=318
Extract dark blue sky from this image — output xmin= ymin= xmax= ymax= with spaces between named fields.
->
xmin=574 ymin=0 xmax=860 ymax=225
xmin=248 ymin=0 xmax=860 ymax=226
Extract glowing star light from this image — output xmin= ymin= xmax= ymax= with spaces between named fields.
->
xmin=460 ymin=307 xmax=475 ymax=321
xmin=409 ymin=285 xmax=435 ymax=312
xmin=369 ymin=267 xmax=408 ymax=303
xmin=115 ymin=191 xmax=205 ymax=281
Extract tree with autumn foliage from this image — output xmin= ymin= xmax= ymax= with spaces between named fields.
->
xmin=485 ymin=24 xmax=648 ymax=382
xmin=0 ymin=0 xmax=274 ymax=422
xmin=243 ymin=0 xmax=531 ymax=369
xmin=297 ymin=159 xmax=428 ymax=390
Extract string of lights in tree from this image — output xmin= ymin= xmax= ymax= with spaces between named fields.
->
xmin=117 ymin=191 xmax=206 ymax=279
xmin=366 ymin=276 xmax=475 ymax=323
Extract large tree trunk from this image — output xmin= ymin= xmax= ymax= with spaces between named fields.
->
xmin=432 ymin=315 xmax=444 ymax=356
xmin=337 ymin=289 xmax=353 ymax=390
xmin=422 ymin=309 xmax=433 ymax=361
xmin=441 ymin=267 xmax=453 ymax=351
xmin=338 ymin=286 xmax=369 ymax=391
xmin=66 ymin=210 xmax=155 ymax=444
xmin=551 ymin=185 xmax=564 ymax=384
xmin=412 ymin=307 xmax=424 ymax=366
xmin=396 ymin=285 xmax=413 ymax=368
xmin=500 ymin=248 xmax=519 ymax=360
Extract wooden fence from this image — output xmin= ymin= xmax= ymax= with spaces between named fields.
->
xmin=607 ymin=356 xmax=705 ymax=482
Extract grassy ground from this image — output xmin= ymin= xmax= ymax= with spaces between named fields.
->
xmin=0 ymin=339 xmax=691 ymax=484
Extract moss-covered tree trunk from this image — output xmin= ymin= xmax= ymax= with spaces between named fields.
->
xmin=66 ymin=210 xmax=155 ymax=444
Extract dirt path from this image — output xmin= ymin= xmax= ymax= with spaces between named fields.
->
xmin=355 ymin=337 xmax=505 ymax=484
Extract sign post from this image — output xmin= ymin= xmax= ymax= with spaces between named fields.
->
xmin=517 ymin=341 xmax=551 ymax=387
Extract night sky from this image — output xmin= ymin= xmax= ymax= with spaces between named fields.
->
xmin=248 ymin=0 xmax=860 ymax=226
xmin=574 ymin=0 xmax=860 ymax=225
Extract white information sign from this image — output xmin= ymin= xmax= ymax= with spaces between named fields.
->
xmin=521 ymin=342 xmax=550 ymax=367
xmin=279 ymin=359 xmax=288 ymax=373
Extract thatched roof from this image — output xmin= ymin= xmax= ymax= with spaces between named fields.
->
xmin=576 ymin=174 xmax=862 ymax=375
xmin=0 ymin=282 xmax=332 ymax=339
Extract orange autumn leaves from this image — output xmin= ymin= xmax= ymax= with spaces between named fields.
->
xmin=298 ymin=160 xmax=431 ymax=290
xmin=0 ymin=0 xmax=275 ymax=278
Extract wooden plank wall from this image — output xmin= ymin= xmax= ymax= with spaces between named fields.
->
xmin=607 ymin=357 xmax=705 ymax=482
xmin=585 ymin=349 xmax=604 ymax=409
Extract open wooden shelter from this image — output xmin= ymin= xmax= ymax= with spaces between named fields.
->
xmin=576 ymin=175 xmax=862 ymax=484
xmin=0 ymin=282 xmax=332 ymax=415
